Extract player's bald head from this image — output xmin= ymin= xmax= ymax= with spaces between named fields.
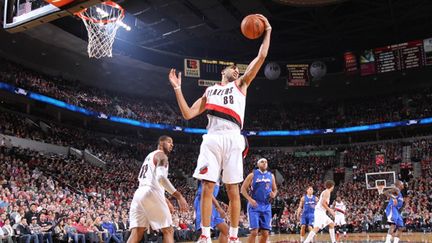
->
xmin=395 ymin=180 xmax=404 ymax=189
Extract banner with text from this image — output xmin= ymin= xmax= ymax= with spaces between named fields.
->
xmin=287 ymin=64 xmax=309 ymax=87
xmin=184 ymin=59 xmax=200 ymax=78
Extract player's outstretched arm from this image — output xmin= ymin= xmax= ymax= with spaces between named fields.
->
xmin=169 ymin=69 xmax=206 ymax=120
xmin=238 ymin=15 xmax=272 ymax=89
xmin=154 ymin=152 xmax=189 ymax=212
xmin=296 ymin=196 xmax=305 ymax=219
xmin=240 ymin=173 xmax=257 ymax=207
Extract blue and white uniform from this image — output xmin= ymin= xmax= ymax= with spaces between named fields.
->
xmin=301 ymin=195 xmax=316 ymax=226
xmin=386 ymin=192 xmax=404 ymax=227
xmin=247 ymin=169 xmax=273 ymax=231
xmin=194 ymin=181 xmax=224 ymax=230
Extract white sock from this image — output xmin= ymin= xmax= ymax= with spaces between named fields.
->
xmin=394 ymin=237 xmax=400 ymax=243
xmin=329 ymin=228 xmax=336 ymax=243
xmin=304 ymin=231 xmax=316 ymax=243
xmin=300 ymin=236 xmax=305 ymax=242
xmin=229 ymin=227 xmax=238 ymax=238
xmin=385 ymin=234 xmax=393 ymax=243
xmin=202 ymin=226 xmax=211 ymax=238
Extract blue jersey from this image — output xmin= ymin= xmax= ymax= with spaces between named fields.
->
xmin=385 ymin=191 xmax=404 ymax=227
xmin=194 ymin=182 xmax=224 ymax=230
xmin=303 ymin=195 xmax=316 ymax=215
xmin=395 ymin=192 xmax=403 ymax=210
xmin=386 ymin=192 xmax=403 ymax=212
xmin=250 ymin=169 xmax=273 ymax=204
xmin=196 ymin=181 xmax=220 ymax=198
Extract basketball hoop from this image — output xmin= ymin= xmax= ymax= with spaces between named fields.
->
xmin=75 ymin=1 xmax=125 ymax=58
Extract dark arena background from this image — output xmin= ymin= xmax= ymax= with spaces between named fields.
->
xmin=0 ymin=0 xmax=432 ymax=242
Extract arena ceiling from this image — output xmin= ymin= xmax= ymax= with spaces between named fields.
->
xmin=53 ymin=0 xmax=432 ymax=62
xmin=1 ymin=0 xmax=432 ymax=101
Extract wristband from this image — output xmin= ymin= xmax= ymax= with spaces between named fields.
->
xmin=174 ymin=86 xmax=181 ymax=90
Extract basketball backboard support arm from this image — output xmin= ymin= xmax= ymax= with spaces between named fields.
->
xmin=3 ymin=0 xmax=103 ymax=33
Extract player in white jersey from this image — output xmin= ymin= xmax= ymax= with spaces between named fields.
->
xmin=332 ymin=196 xmax=347 ymax=241
xmin=304 ymin=180 xmax=336 ymax=243
xmin=128 ymin=136 xmax=188 ymax=243
xmin=169 ymin=14 xmax=272 ymax=243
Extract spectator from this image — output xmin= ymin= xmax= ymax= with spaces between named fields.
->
xmin=101 ymin=216 xmax=123 ymax=243
xmin=16 ymin=218 xmax=38 ymax=243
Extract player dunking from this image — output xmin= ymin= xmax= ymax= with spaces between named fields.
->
xmin=333 ymin=196 xmax=347 ymax=241
xmin=379 ymin=180 xmax=405 ymax=243
xmin=128 ymin=136 xmax=188 ymax=243
xmin=169 ymin=14 xmax=272 ymax=243
xmin=296 ymin=186 xmax=318 ymax=242
xmin=241 ymin=158 xmax=277 ymax=243
xmin=194 ymin=181 xmax=229 ymax=243
xmin=304 ymin=180 xmax=337 ymax=243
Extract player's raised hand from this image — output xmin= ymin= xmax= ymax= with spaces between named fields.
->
xmin=255 ymin=14 xmax=271 ymax=31
xmin=168 ymin=69 xmax=182 ymax=89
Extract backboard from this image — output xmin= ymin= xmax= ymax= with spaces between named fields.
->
xmin=3 ymin=0 xmax=103 ymax=33
xmin=365 ymin=171 xmax=396 ymax=190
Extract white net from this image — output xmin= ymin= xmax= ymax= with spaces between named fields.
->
xmin=77 ymin=1 xmax=124 ymax=58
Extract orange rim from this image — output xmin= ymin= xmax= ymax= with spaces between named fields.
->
xmin=75 ymin=1 xmax=124 ymax=24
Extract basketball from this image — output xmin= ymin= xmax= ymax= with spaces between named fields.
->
xmin=241 ymin=14 xmax=265 ymax=40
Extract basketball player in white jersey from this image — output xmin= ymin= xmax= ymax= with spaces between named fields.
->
xmin=333 ymin=196 xmax=347 ymax=241
xmin=304 ymin=180 xmax=337 ymax=243
xmin=128 ymin=136 xmax=188 ymax=243
xmin=169 ymin=14 xmax=272 ymax=243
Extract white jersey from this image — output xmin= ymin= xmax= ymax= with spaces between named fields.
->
xmin=315 ymin=190 xmax=330 ymax=213
xmin=138 ymin=150 xmax=166 ymax=196
xmin=335 ymin=201 xmax=346 ymax=216
xmin=204 ymin=81 xmax=246 ymax=133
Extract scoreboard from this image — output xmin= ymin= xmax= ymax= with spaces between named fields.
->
xmin=359 ymin=39 xmax=431 ymax=76
xmin=184 ymin=58 xmax=248 ymax=83
xmin=201 ymin=59 xmax=235 ymax=77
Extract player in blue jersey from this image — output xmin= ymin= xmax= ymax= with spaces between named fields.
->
xmin=241 ymin=158 xmax=277 ymax=243
xmin=379 ymin=180 xmax=405 ymax=243
xmin=296 ymin=186 xmax=318 ymax=242
xmin=194 ymin=181 xmax=229 ymax=243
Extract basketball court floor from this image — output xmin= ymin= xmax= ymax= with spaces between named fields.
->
xmin=188 ymin=233 xmax=432 ymax=242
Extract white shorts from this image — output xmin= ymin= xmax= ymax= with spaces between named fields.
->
xmin=313 ymin=210 xmax=333 ymax=229
xmin=335 ymin=215 xmax=346 ymax=226
xmin=129 ymin=186 xmax=172 ymax=230
xmin=193 ymin=133 xmax=246 ymax=184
